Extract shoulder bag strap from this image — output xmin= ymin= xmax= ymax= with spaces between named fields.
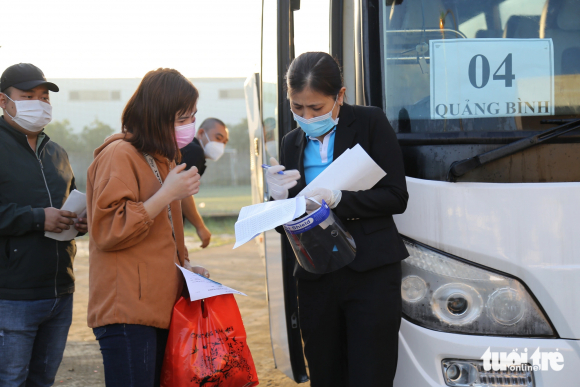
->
xmin=143 ymin=153 xmax=176 ymax=240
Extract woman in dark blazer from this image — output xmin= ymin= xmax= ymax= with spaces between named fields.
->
xmin=266 ymin=52 xmax=409 ymax=387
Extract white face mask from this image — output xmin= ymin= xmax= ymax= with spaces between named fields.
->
xmin=202 ymin=131 xmax=225 ymax=161
xmin=4 ymin=94 xmax=52 ymax=132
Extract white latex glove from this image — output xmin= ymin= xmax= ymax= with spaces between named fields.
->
xmin=266 ymin=157 xmax=301 ymax=200
xmin=305 ymin=187 xmax=342 ymax=211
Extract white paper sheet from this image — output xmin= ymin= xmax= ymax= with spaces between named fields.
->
xmin=233 ymin=196 xmax=306 ymax=249
xmin=298 ymin=144 xmax=386 ymax=197
xmin=177 ymin=264 xmax=246 ymax=301
xmin=44 ymin=189 xmax=87 ymax=241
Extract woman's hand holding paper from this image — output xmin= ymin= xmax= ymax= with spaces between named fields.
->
xmin=304 ymin=187 xmax=342 ymax=211
xmin=184 ymin=259 xmax=210 ymax=278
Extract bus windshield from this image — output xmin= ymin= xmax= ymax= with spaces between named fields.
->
xmin=381 ymin=0 xmax=580 ymax=133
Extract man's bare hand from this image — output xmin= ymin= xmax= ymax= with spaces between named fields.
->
xmin=75 ymin=217 xmax=88 ymax=234
xmin=44 ymin=208 xmax=76 ymax=233
xmin=196 ymin=225 xmax=212 ymax=248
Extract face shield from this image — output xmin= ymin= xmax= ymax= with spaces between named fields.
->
xmin=283 ymin=201 xmax=356 ymax=274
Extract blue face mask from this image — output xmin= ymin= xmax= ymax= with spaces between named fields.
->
xmin=292 ymin=97 xmax=339 ymax=138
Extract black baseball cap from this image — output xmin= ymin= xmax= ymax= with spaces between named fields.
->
xmin=0 ymin=63 xmax=59 ymax=93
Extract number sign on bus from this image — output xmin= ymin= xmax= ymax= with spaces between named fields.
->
xmin=430 ymin=39 xmax=554 ymax=120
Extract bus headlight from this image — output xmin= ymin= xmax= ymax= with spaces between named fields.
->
xmin=432 ymin=283 xmax=483 ymax=325
xmin=487 ymin=287 xmax=526 ymax=325
xmin=401 ymin=238 xmax=556 ymax=337
xmin=401 ymin=275 xmax=427 ymax=302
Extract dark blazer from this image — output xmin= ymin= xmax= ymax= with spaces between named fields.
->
xmin=279 ymin=104 xmax=409 ymax=279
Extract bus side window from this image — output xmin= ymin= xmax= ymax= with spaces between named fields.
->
xmin=502 ymin=15 xmax=540 ymax=38
xmin=540 ymin=0 xmax=580 ymax=114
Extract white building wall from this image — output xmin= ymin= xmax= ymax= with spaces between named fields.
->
xmin=49 ymin=77 xmax=247 ymax=132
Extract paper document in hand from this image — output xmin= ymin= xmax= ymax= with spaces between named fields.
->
xmin=177 ymin=264 xmax=246 ymax=302
xmin=45 ymin=189 xmax=87 ymax=242
xmin=299 ymin=144 xmax=386 ymax=197
xmin=234 ymin=196 xmax=306 ymax=249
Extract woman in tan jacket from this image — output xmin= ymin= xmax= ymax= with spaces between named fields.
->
xmin=86 ymin=68 xmax=209 ymax=387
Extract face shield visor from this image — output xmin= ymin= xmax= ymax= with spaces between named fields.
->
xmin=283 ymin=201 xmax=356 ymax=274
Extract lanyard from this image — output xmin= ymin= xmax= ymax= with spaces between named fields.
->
xmin=143 ymin=153 xmax=177 ymax=247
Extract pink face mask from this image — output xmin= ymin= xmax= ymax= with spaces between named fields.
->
xmin=175 ymin=122 xmax=196 ymax=149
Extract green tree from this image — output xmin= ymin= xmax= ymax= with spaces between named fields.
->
xmin=44 ymin=119 xmax=116 ymax=192
xmin=80 ymin=119 xmax=115 ymax=156
xmin=45 ymin=119 xmax=80 ymax=150
xmin=225 ymin=118 xmax=250 ymax=155
xmin=45 ymin=118 xmax=115 ymax=156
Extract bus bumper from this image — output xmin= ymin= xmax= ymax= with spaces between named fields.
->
xmin=394 ymin=318 xmax=580 ymax=387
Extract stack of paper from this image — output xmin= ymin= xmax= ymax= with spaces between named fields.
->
xmin=298 ymin=144 xmax=386 ymax=196
xmin=45 ymin=189 xmax=87 ymax=242
xmin=176 ymin=264 xmax=246 ymax=301
xmin=233 ymin=196 xmax=306 ymax=248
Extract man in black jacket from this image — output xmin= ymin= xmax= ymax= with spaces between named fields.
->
xmin=179 ymin=118 xmax=229 ymax=248
xmin=0 ymin=63 xmax=87 ymax=387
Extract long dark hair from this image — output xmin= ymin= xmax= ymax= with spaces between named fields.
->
xmin=122 ymin=68 xmax=198 ymax=162
xmin=285 ymin=52 xmax=343 ymax=97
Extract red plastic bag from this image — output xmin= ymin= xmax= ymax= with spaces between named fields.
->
xmin=161 ymin=294 xmax=259 ymax=387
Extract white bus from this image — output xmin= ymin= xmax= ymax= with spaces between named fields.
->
xmin=244 ymin=1 xmax=580 ymax=386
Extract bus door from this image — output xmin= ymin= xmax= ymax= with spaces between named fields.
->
xmin=245 ymin=0 xmax=308 ymax=382
xmin=247 ymin=0 xmax=338 ymax=382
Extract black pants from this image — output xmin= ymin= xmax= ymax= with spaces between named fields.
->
xmin=93 ymin=324 xmax=169 ymax=387
xmin=297 ymin=262 xmax=402 ymax=387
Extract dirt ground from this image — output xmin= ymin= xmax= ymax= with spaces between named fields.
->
xmin=55 ymin=238 xmax=310 ymax=387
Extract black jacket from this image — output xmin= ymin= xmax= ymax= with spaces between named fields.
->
xmin=0 ymin=117 xmax=77 ymax=300
xmin=279 ymin=104 xmax=409 ymax=279
xmin=180 ymin=137 xmax=207 ymax=176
